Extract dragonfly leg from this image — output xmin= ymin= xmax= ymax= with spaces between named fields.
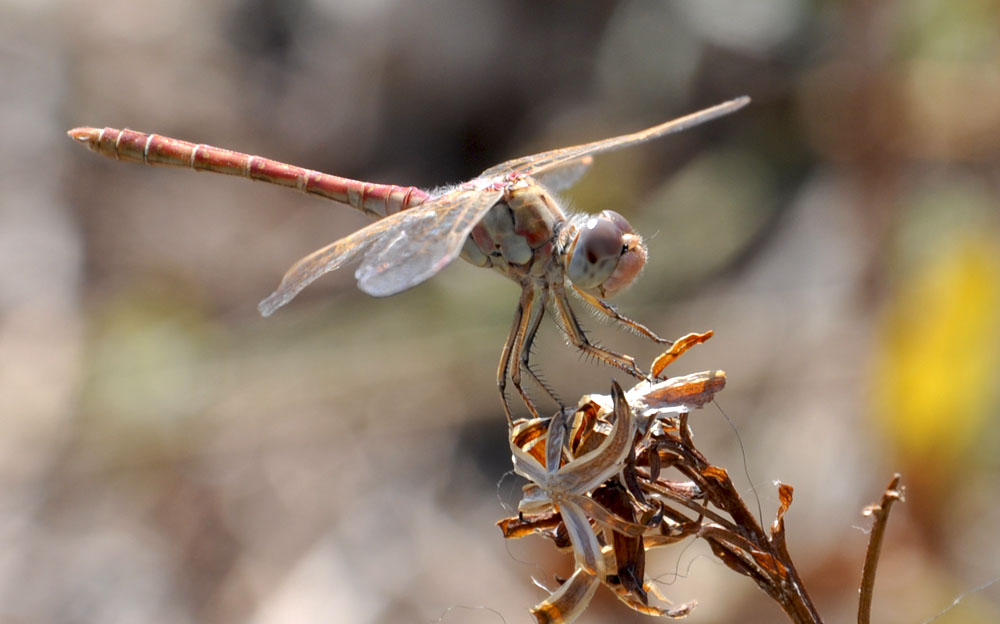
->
xmin=498 ymin=284 xmax=556 ymax=425
xmin=512 ymin=286 xmax=563 ymax=409
xmin=497 ymin=293 xmax=525 ymax=425
xmin=571 ymin=285 xmax=672 ymax=345
xmin=551 ymin=282 xmax=647 ymax=380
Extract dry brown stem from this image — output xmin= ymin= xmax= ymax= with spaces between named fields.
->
xmin=858 ymin=473 xmax=905 ymax=624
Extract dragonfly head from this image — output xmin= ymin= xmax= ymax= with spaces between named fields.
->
xmin=566 ymin=210 xmax=646 ymax=298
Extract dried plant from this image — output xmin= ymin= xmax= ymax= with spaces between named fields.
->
xmin=498 ymin=331 xmax=904 ymax=624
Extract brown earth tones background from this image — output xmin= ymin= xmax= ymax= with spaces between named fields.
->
xmin=2 ymin=1 xmax=999 ymax=622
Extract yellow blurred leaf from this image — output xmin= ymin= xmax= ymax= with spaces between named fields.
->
xmin=874 ymin=233 xmax=1000 ymax=467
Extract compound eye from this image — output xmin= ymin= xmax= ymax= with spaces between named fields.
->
xmin=601 ymin=210 xmax=635 ymax=235
xmin=567 ymin=214 xmax=627 ymax=290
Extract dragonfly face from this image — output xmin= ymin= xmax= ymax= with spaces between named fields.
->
xmin=564 ymin=210 xmax=646 ymax=298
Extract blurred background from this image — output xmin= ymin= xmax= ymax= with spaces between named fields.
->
xmin=2 ymin=0 xmax=999 ymax=622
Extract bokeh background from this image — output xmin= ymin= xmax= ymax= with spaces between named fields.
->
xmin=3 ymin=1 xmax=999 ymax=622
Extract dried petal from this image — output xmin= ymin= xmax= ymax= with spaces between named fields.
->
xmin=772 ymin=481 xmax=794 ymax=538
xmin=702 ymin=465 xmax=731 ymax=486
xmin=611 ymin=582 xmax=697 ymax=619
xmin=568 ymin=492 xmax=646 ymax=538
xmin=559 ymin=498 xmax=605 ymax=578
xmin=638 ymin=370 xmax=727 ymax=410
xmin=568 ymin=400 xmax=600 ymax=452
xmin=546 ymin=409 xmax=569 ymax=473
xmin=553 ymin=381 xmax=636 ymax=495
xmin=592 ymin=482 xmax=647 ymax=600
xmin=651 ymin=330 xmax=714 ymax=378
xmin=498 ymin=511 xmax=562 ymax=538
xmin=530 ymin=568 xmax=599 ymax=624
xmin=512 ymin=418 xmax=551 ymax=465
xmin=751 ymin=550 xmax=789 ymax=580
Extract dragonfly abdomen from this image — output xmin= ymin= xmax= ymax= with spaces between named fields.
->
xmin=67 ymin=127 xmax=430 ymax=219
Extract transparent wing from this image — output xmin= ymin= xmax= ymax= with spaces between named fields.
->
xmin=533 ymin=156 xmax=593 ymax=192
xmin=482 ymin=96 xmax=750 ymax=181
xmin=258 ymin=186 xmax=503 ymax=315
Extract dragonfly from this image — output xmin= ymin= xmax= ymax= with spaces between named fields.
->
xmin=68 ymin=95 xmax=749 ymax=423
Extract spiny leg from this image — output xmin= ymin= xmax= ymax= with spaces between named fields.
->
xmin=503 ymin=285 xmax=557 ymax=424
xmin=510 ymin=285 xmax=564 ymax=416
xmin=497 ymin=291 xmax=527 ymax=425
xmin=551 ymin=282 xmax=647 ymax=380
xmin=499 ymin=286 xmax=559 ymax=425
xmin=521 ymin=354 xmax=563 ymax=412
xmin=571 ymin=285 xmax=672 ymax=345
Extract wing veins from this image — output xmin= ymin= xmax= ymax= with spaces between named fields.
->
xmin=483 ymin=96 xmax=750 ymax=180
xmin=258 ymin=187 xmax=502 ymax=315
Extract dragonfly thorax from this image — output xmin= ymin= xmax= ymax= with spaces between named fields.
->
xmin=564 ymin=210 xmax=647 ymax=297
xmin=460 ymin=182 xmax=565 ymax=276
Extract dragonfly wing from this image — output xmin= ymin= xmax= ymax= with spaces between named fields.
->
xmin=533 ymin=156 xmax=593 ymax=193
xmin=258 ymin=226 xmax=379 ymax=317
xmin=481 ymin=96 xmax=750 ymax=181
xmin=258 ymin=186 xmax=502 ymax=316
xmin=355 ymin=186 xmax=503 ymax=297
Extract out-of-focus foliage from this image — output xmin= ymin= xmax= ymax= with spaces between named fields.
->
xmin=1 ymin=0 xmax=998 ymax=622
xmin=875 ymin=189 xmax=1000 ymax=473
